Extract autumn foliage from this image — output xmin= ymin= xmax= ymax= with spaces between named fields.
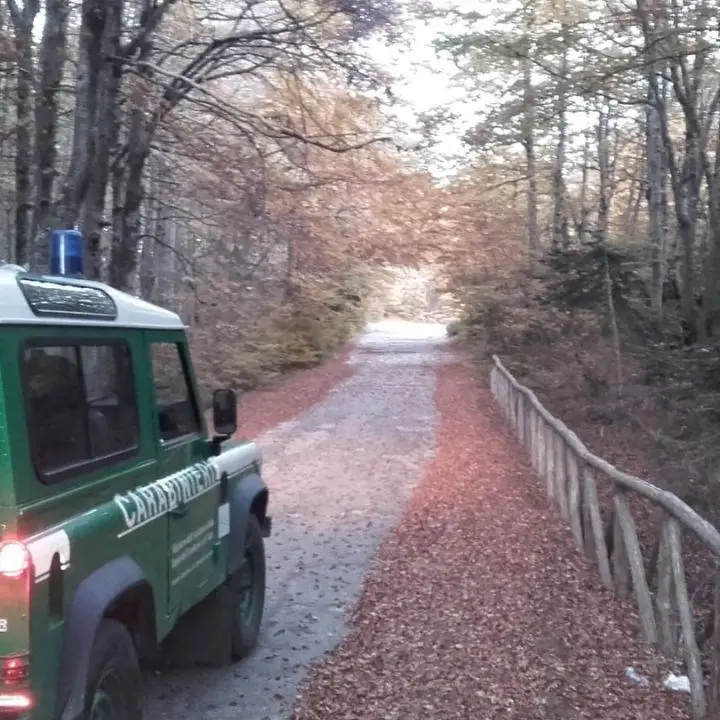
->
xmin=159 ymin=77 xmax=447 ymax=397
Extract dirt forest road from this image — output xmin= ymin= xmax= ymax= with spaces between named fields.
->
xmin=144 ymin=320 xmax=450 ymax=719
xmin=145 ymin=320 xmax=690 ymax=720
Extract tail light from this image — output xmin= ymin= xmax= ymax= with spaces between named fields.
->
xmin=0 ymin=692 xmax=31 ymax=709
xmin=0 ymin=542 xmax=30 ymax=579
xmin=0 ymin=543 xmax=32 ymax=712
xmin=2 ymin=656 xmax=29 ymax=684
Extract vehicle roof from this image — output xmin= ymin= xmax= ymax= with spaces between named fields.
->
xmin=0 ymin=265 xmax=185 ymax=330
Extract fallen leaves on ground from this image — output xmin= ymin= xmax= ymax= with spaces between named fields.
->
xmin=230 ymin=347 xmax=354 ymax=438
xmin=291 ymin=360 xmax=690 ymax=720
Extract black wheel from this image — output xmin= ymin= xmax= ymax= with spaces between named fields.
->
xmin=229 ymin=514 xmax=266 ymax=659
xmin=83 ymin=619 xmax=142 ymax=720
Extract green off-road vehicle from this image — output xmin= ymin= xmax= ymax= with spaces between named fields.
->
xmin=0 ymin=230 xmax=271 ymax=719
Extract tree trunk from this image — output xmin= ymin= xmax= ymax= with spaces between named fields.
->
xmin=596 ymin=104 xmax=615 ymax=243
xmin=49 ymin=0 xmax=122 ymax=275
xmin=31 ymin=0 xmax=70 ymax=265
xmin=9 ymin=0 xmax=39 ymax=266
xmin=521 ymin=14 xmax=539 ymax=257
xmin=138 ymin=158 xmax=161 ymax=302
xmin=679 ymin=136 xmax=702 ymax=333
xmin=110 ymin=104 xmax=150 ymax=292
xmin=81 ymin=0 xmax=123 ymax=280
xmin=575 ymin=129 xmax=591 ymax=244
xmin=636 ymin=0 xmax=699 ymax=334
xmin=551 ymin=19 xmax=570 ymax=250
xmin=647 ymin=78 xmax=668 ymax=326
xmin=701 ymin=125 xmax=720 ymax=337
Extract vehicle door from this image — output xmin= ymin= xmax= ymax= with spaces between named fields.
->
xmin=147 ymin=334 xmax=217 ymax=614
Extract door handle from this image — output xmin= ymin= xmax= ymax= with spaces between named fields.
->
xmin=170 ymin=502 xmax=188 ymax=518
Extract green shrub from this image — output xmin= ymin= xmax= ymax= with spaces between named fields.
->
xmin=188 ymin=269 xmax=368 ymax=402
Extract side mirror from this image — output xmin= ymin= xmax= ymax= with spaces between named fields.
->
xmin=212 ymin=388 xmax=237 ymax=438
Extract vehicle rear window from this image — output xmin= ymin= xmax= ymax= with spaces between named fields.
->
xmin=150 ymin=342 xmax=201 ymax=441
xmin=22 ymin=341 xmax=139 ymax=481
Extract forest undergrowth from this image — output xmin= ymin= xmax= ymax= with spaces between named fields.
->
xmin=187 ymin=272 xmax=367 ymax=404
xmin=452 ymin=243 xmax=720 ymax=651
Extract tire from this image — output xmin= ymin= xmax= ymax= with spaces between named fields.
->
xmin=229 ymin=514 xmax=266 ymax=659
xmin=83 ymin=619 xmax=142 ymax=720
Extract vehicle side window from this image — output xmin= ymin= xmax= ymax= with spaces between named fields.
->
xmin=22 ymin=342 xmax=139 ymax=481
xmin=150 ymin=342 xmax=200 ymax=441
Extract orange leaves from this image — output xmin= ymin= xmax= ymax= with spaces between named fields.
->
xmin=249 ymin=76 xmax=450 ymax=268
xmin=291 ymin=361 xmax=690 ymax=720
xmin=437 ymin=167 xmax=529 ymax=296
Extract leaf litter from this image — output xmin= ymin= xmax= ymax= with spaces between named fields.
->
xmin=290 ymin=360 xmax=690 ymax=720
xmin=231 ymin=346 xmax=354 ymax=438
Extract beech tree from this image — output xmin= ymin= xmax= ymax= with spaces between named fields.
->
xmin=436 ymin=0 xmax=720 ymax=341
xmin=0 ymin=0 xmax=401 ymax=289
xmin=0 ymin=0 xmax=456 ymax=392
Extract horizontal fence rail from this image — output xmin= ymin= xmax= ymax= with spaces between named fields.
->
xmin=490 ymin=355 xmax=720 ymax=718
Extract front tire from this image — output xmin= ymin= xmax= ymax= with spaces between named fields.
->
xmin=83 ymin=619 xmax=142 ymax=720
xmin=229 ymin=514 xmax=266 ymax=659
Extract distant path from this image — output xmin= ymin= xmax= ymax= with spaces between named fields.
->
xmin=144 ymin=321 xmax=451 ymax=719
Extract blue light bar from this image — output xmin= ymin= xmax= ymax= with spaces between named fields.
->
xmin=50 ymin=229 xmax=84 ymax=278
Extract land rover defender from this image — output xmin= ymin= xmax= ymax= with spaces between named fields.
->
xmin=0 ymin=230 xmax=271 ymax=719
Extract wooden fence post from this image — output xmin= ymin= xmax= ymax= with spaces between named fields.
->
xmin=537 ymin=416 xmax=546 ymax=479
xmin=529 ymin=409 xmax=537 ymax=472
xmin=545 ymin=423 xmax=555 ymax=499
xmin=489 ymin=356 xmax=720 ymax=720
xmin=710 ymin=566 xmax=720 ymax=714
xmin=555 ymin=433 xmax=568 ymax=519
xmin=583 ymin=467 xmax=613 ymax=591
xmin=667 ymin=519 xmax=707 ymax=718
xmin=566 ymin=449 xmax=583 ymax=551
xmin=611 ymin=498 xmax=632 ymax=599
xmin=655 ymin=520 xmax=677 ymax=657
xmin=613 ymin=495 xmax=657 ymax=644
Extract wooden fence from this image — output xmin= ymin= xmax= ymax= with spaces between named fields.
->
xmin=490 ymin=355 xmax=720 ymax=718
